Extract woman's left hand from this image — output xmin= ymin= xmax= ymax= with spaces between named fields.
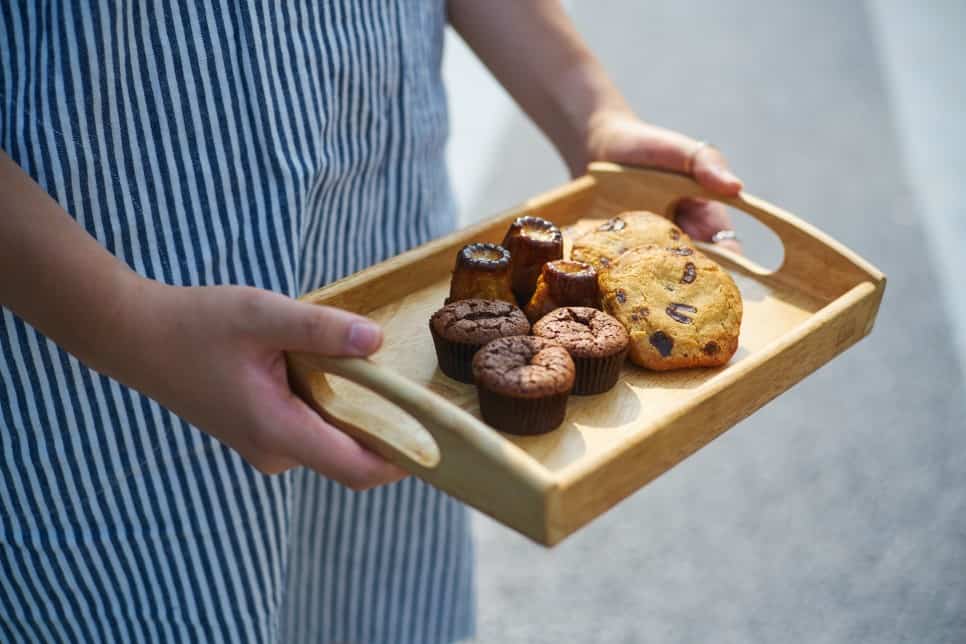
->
xmin=585 ymin=111 xmax=744 ymax=253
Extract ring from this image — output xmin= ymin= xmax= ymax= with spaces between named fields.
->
xmin=684 ymin=140 xmax=713 ymax=176
xmin=711 ymin=229 xmax=739 ymax=244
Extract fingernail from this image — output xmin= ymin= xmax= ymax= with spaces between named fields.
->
xmin=714 ymin=166 xmax=742 ymax=187
xmin=347 ymin=322 xmax=381 ymax=355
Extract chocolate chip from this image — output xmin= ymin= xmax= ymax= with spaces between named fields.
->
xmin=650 ymin=331 xmax=673 ymax=357
xmin=670 ymin=228 xmax=681 ymax=240
xmin=681 ymin=262 xmax=696 ymax=284
xmin=599 ymin=257 xmax=610 ymax=268
xmin=703 ymin=341 xmax=720 ymax=355
xmin=615 ymin=288 xmax=626 ymax=304
xmin=668 ymin=247 xmax=694 ymax=256
xmin=599 ymin=217 xmax=626 ymax=232
xmin=629 ymin=306 xmax=649 ymax=322
xmin=665 ymin=302 xmax=697 ymax=324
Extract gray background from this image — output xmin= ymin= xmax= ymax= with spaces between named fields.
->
xmin=449 ymin=2 xmax=966 ymax=642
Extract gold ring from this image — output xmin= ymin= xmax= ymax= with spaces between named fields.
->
xmin=684 ymin=140 xmax=713 ymax=176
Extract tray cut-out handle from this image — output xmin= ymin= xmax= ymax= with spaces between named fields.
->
xmin=587 ymin=162 xmax=884 ymax=300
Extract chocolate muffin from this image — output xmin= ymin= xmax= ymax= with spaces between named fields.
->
xmin=472 ymin=336 xmax=574 ymax=435
xmin=531 ymin=307 xmax=628 ymax=395
xmin=429 ymin=299 xmax=530 ymax=383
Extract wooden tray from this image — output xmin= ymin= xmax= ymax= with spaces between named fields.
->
xmin=286 ymin=163 xmax=885 ymax=546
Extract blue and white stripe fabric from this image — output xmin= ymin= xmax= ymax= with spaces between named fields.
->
xmin=0 ymin=1 xmax=474 ymax=642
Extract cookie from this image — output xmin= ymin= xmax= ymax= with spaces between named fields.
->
xmin=570 ymin=211 xmax=691 ymax=272
xmin=599 ymin=245 xmax=742 ymax=370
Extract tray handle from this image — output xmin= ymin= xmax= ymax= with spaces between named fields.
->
xmin=587 ymin=162 xmax=884 ymax=298
xmin=286 ymin=351 xmax=552 ymax=485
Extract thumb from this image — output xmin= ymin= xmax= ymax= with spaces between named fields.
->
xmin=253 ymin=292 xmax=383 ymax=357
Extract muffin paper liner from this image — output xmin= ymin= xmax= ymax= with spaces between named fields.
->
xmin=430 ymin=327 xmax=481 ymax=384
xmin=572 ymin=349 xmax=627 ymax=396
xmin=477 ymin=387 xmax=570 ymax=435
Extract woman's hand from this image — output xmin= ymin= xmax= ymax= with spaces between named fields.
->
xmin=448 ymin=1 xmax=744 ymax=253
xmin=0 ymin=151 xmax=403 ymax=490
xmin=585 ymin=110 xmax=744 ymax=253
xmin=125 ymin=281 xmax=407 ymax=489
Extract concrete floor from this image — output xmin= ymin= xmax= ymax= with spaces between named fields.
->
xmin=445 ymin=2 xmax=966 ymax=642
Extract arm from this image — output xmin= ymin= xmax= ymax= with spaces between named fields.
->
xmin=448 ymin=0 xmax=742 ymax=248
xmin=0 ymin=150 xmax=402 ymax=489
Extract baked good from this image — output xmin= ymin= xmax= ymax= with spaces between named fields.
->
xmin=570 ymin=211 xmax=691 ymax=272
xmin=531 ymin=307 xmax=628 ymax=395
xmin=429 ymin=299 xmax=530 ymax=383
xmin=472 ymin=336 xmax=575 ymax=435
xmin=523 ymin=259 xmax=599 ymax=323
xmin=599 ymin=245 xmax=742 ymax=370
xmin=501 ymin=216 xmax=563 ymax=304
xmin=446 ymin=243 xmax=515 ymax=304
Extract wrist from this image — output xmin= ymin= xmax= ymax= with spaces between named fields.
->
xmin=554 ymin=61 xmax=634 ymax=176
xmin=81 ymin=271 xmax=168 ymax=386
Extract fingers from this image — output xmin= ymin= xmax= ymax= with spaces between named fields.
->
xmin=247 ymin=291 xmax=383 ymax=357
xmin=690 ymin=144 xmax=743 ymax=196
xmin=674 ymin=198 xmax=742 ymax=254
xmin=608 ymin=122 xmax=743 ymax=197
xmin=263 ymin=394 xmax=408 ymax=489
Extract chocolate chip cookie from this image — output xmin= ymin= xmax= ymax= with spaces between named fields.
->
xmin=599 ymin=245 xmax=742 ymax=370
xmin=570 ymin=211 xmax=691 ymax=272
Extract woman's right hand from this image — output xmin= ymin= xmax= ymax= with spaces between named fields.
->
xmin=119 ymin=280 xmax=407 ymax=489
xmin=1 ymin=151 xmax=401 ymax=489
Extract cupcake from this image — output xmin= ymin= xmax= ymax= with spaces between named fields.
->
xmin=429 ymin=299 xmax=530 ymax=383
xmin=501 ymin=216 xmax=564 ymax=304
xmin=471 ymin=336 xmax=575 ymax=435
xmin=531 ymin=307 xmax=628 ymax=395
xmin=523 ymin=259 xmax=599 ymax=323
xmin=446 ymin=243 xmax=516 ymax=305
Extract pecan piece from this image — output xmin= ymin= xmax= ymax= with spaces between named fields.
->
xmin=598 ymin=217 xmax=626 ymax=232
xmin=629 ymin=306 xmax=649 ymax=322
xmin=665 ymin=302 xmax=697 ymax=324
xmin=681 ymin=262 xmax=696 ymax=284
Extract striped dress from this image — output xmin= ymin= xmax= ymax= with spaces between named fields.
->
xmin=0 ymin=2 xmax=474 ymax=642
